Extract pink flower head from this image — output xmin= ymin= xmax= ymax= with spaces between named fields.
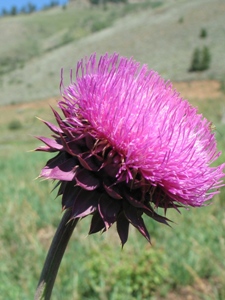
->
xmin=36 ymin=53 xmax=224 ymax=245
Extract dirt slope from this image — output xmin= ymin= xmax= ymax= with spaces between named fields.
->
xmin=0 ymin=0 xmax=225 ymax=105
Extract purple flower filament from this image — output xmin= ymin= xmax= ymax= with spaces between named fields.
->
xmin=36 ymin=53 xmax=224 ymax=245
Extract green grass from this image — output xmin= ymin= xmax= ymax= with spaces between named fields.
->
xmin=1 ymin=0 xmax=225 ymax=105
xmin=0 ymin=1 xmax=163 ymax=76
xmin=0 ymin=94 xmax=225 ymax=299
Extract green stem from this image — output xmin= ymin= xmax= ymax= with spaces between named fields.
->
xmin=34 ymin=209 xmax=78 ymax=300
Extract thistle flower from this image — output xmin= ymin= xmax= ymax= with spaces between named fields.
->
xmin=36 ymin=53 xmax=224 ymax=246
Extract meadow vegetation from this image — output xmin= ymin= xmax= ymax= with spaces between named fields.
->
xmin=0 ymin=88 xmax=225 ymax=299
xmin=1 ymin=0 xmax=225 ymax=105
xmin=1 ymin=0 xmax=225 ymax=299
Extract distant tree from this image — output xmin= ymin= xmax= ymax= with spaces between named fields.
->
xmin=189 ymin=48 xmax=201 ymax=72
xmin=189 ymin=46 xmax=211 ymax=72
xmin=20 ymin=3 xmax=36 ymax=14
xmin=20 ymin=6 xmax=27 ymax=14
xmin=27 ymin=2 xmax=37 ymax=13
xmin=89 ymin=0 xmax=127 ymax=4
xmin=50 ymin=1 xmax=59 ymax=7
xmin=108 ymin=0 xmax=127 ymax=2
xmin=1 ymin=8 xmax=8 ymax=16
xmin=42 ymin=1 xmax=59 ymax=10
xmin=90 ymin=0 xmax=100 ymax=4
xmin=200 ymin=28 xmax=207 ymax=39
xmin=178 ymin=16 xmax=184 ymax=23
xmin=10 ymin=5 xmax=18 ymax=16
xmin=200 ymin=46 xmax=211 ymax=70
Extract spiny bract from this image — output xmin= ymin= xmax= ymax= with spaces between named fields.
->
xmin=36 ymin=53 xmax=225 ymax=245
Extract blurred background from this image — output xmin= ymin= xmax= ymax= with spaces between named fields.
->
xmin=0 ymin=0 xmax=225 ymax=299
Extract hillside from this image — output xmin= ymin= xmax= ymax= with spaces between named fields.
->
xmin=0 ymin=0 xmax=225 ymax=105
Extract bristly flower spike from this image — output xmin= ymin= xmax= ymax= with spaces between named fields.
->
xmin=36 ymin=53 xmax=225 ymax=246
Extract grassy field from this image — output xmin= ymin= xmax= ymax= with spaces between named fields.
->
xmin=0 ymin=81 xmax=225 ymax=299
xmin=1 ymin=0 xmax=225 ymax=105
xmin=1 ymin=0 xmax=225 ymax=299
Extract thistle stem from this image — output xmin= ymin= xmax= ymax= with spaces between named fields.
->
xmin=34 ymin=209 xmax=78 ymax=300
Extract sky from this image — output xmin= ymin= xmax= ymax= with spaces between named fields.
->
xmin=0 ymin=0 xmax=68 ymax=12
